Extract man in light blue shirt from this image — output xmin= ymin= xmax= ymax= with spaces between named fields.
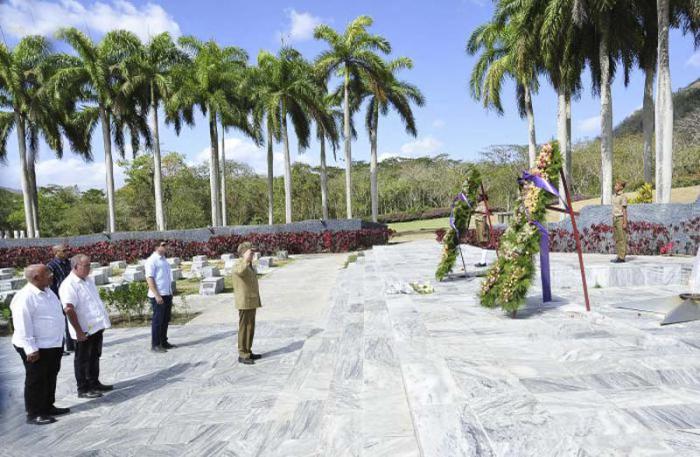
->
xmin=145 ymin=241 xmax=174 ymax=353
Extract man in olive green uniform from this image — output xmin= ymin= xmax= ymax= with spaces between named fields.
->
xmin=611 ymin=181 xmax=628 ymax=263
xmin=474 ymin=196 xmax=489 ymax=267
xmin=232 ymin=242 xmax=262 ymax=365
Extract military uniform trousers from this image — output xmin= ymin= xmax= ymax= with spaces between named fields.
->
xmin=613 ymin=216 xmax=627 ymax=260
xmin=238 ymin=309 xmax=256 ymax=359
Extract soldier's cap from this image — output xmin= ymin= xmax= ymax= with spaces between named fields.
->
xmin=237 ymin=242 xmax=257 ymax=256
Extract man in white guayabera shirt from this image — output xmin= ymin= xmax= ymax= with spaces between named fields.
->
xmin=145 ymin=240 xmax=174 ymax=353
xmin=60 ymin=254 xmax=113 ymax=399
xmin=11 ymin=264 xmax=70 ymax=425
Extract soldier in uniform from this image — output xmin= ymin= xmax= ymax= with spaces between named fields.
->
xmin=474 ymin=195 xmax=489 ymax=267
xmin=611 ymin=181 xmax=628 ymax=263
xmin=232 ymin=242 xmax=262 ymax=365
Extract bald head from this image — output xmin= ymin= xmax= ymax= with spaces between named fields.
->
xmin=24 ymin=264 xmax=53 ymax=289
xmin=53 ymin=243 xmax=68 ymax=260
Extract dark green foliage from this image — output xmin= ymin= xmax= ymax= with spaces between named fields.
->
xmin=480 ymin=142 xmax=562 ymax=315
xmin=435 ymin=167 xmax=482 ymax=281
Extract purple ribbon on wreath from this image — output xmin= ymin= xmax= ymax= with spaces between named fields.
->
xmin=449 ymin=192 xmax=471 ymax=238
xmin=519 ymin=172 xmax=569 ymax=303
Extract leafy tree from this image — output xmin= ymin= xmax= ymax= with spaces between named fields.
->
xmin=314 ymin=15 xmax=391 ymax=219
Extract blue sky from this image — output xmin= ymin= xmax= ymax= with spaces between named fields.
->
xmin=1 ymin=0 xmax=699 ymax=191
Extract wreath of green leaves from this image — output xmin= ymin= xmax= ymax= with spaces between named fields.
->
xmin=479 ymin=142 xmax=562 ymax=315
xmin=435 ymin=166 xmax=482 ymax=281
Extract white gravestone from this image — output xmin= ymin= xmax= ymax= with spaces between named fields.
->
xmin=171 ymin=268 xmax=182 ymax=280
xmin=276 ymin=250 xmax=289 ymax=260
xmin=110 ymin=260 xmax=127 ymax=270
xmin=221 ymin=253 xmax=235 ymax=262
xmin=123 ymin=270 xmax=146 ymax=282
xmin=192 ymin=255 xmax=208 ymax=262
xmin=690 ymin=247 xmax=700 ymax=294
xmin=0 ymin=278 xmax=27 ymax=292
xmin=167 ymin=257 xmax=181 ymax=267
xmin=0 ymin=272 xmax=12 ymax=281
xmin=89 ymin=269 xmax=108 ymax=286
xmin=200 ymin=277 xmax=224 ymax=295
xmin=199 ymin=266 xmax=220 ymax=279
xmin=0 ymin=268 xmax=15 ymax=276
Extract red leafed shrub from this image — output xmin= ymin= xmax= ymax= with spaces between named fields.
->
xmin=0 ymin=228 xmax=392 ymax=268
xmin=436 ymin=217 xmax=698 ymax=256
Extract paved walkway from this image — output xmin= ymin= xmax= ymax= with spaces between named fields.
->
xmin=1 ymin=241 xmax=699 ymax=456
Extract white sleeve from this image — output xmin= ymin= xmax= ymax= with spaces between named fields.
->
xmin=59 ymin=280 xmax=78 ymax=310
xmin=10 ymin=296 xmax=38 ymax=355
xmin=144 ymin=257 xmax=155 ymax=278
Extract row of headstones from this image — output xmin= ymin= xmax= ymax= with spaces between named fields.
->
xmin=198 ymin=250 xmax=289 ymax=296
xmin=0 ymin=250 xmax=290 ymax=304
xmin=0 ymin=230 xmax=39 ymax=239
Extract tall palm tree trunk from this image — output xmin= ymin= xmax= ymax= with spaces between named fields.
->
xmin=15 ymin=112 xmax=35 ymax=238
xmin=28 ymin=148 xmax=39 ymax=236
xmin=599 ymin=20 xmax=614 ymax=205
xmin=280 ymin=106 xmax=293 ymax=224
xmin=557 ymin=89 xmax=570 ymax=199
xmin=220 ymin=121 xmax=227 ymax=227
xmin=642 ymin=65 xmax=655 ymax=184
xmin=655 ymin=0 xmax=673 ymax=203
xmin=343 ymin=70 xmax=353 ymax=219
xmin=524 ymin=85 xmax=537 ymax=168
xmin=370 ymin=105 xmax=379 ymax=223
xmin=208 ymin=109 xmax=221 ymax=226
xmin=319 ymin=136 xmax=329 ymax=220
xmin=150 ymin=90 xmax=166 ymax=231
xmin=99 ymin=106 xmax=117 ymax=233
xmin=266 ymin=124 xmax=274 ymax=225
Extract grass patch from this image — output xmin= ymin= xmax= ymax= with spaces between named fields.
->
xmin=343 ymin=254 xmax=358 ymax=269
xmin=109 ymin=312 xmax=201 ymax=328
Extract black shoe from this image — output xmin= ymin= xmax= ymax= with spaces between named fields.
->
xmin=92 ymin=382 xmax=113 ymax=392
xmin=151 ymin=346 xmax=167 ymax=353
xmin=78 ymin=390 xmax=103 ymax=399
xmin=238 ymin=356 xmax=254 ymax=365
xmin=46 ymin=406 xmax=70 ymax=416
xmin=26 ymin=415 xmax=56 ymax=425
xmin=250 ymin=353 xmax=262 ymax=360
xmin=163 ymin=342 xmax=177 ymax=349
xmin=62 ymin=351 xmax=72 ymax=357
xmin=474 ymin=263 xmax=487 ymax=268
xmin=610 ymin=258 xmax=625 ymax=263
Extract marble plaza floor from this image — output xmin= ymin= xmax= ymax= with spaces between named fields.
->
xmin=1 ymin=241 xmax=700 ymax=456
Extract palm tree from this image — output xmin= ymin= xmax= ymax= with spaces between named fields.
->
xmin=124 ymin=32 xmax=184 ymax=231
xmin=56 ymin=28 xmax=151 ymax=233
xmin=538 ymin=0 xmax=589 ymax=197
xmin=572 ymin=0 xmax=639 ymax=204
xmin=314 ymin=15 xmax=391 ymax=219
xmin=0 ymin=36 xmax=88 ymax=238
xmin=468 ymin=12 xmax=541 ymax=168
xmin=637 ymin=1 xmax=658 ymax=185
xmin=361 ymin=58 xmax=424 ymax=222
xmin=168 ymin=37 xmax=254 ymax=226
xmin=309 ymin=94 xmax=342 ymax=220
xmin=253 ymin=48 xmax=321 ymax=224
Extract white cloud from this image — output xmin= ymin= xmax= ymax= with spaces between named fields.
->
xmin=34 ymin=157 xmax=126 ymax=190
xmin=432 ymin=119 xmax=446 ymax=129
xmin=400 ymin=136 xmax=443 ymax=156
xmin=277 ymin=9 xmax=323 ymax=43
xmin=192 ymin=137 xmax=316 ymax=176
xmin=686 ymin=51 xmax=700 ymax=68
xmin=378 ymin=136 xmax=444 ymax=162
xmin=0 ymin=0 xmax=181 ymax=41
xmin=578 ymin=115 xmax=601 ymax=135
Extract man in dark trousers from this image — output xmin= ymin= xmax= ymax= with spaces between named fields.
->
xmin=145 ymin=241 xmax=174 ymax=352
xmin=60 ymin=254 xmax=113 ymax=398
xmin=232 ymin=242 xmax=262 ymax=365
xmin=11 ymin=264 xmax=70 ymax=425
xmin=47 ymin=243 xmax=74 ymax=355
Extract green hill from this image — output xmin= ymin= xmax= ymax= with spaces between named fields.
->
xmin=614 ymin=78 xmax=700 ymax=139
